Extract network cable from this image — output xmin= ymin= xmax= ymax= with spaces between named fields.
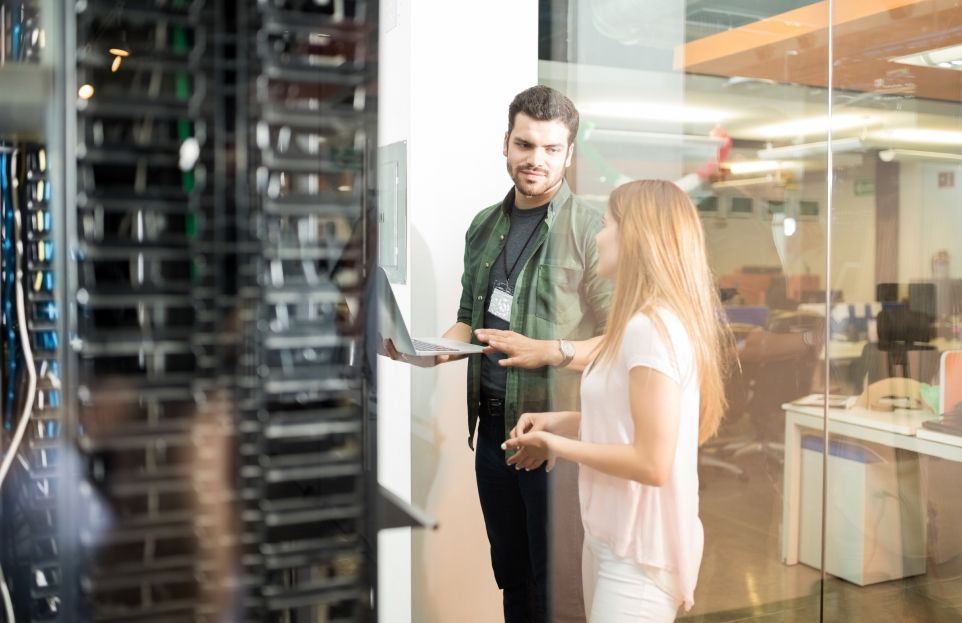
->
xmin=0 ymin=150 xmax=38 ymax=623
xmin=2 ymin=149 xmax=18 ymax=429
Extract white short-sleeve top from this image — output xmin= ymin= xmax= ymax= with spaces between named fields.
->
xmin=579 ymin=309 xmax=703 ymax=611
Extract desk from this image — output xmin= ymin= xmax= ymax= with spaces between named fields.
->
xmin=779 ymin=404 xmax=962 ymax=565
xmin=820 ymin=339 xmax=961 ymax=394
xmin=823 ymin=338 xmax=962 ymax=362
xmin=825 ymin=340 xmax=865 ymax=362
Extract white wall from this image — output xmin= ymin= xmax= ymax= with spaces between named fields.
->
xmin=702 ymin=159 xmax=878 ymax=306
xmin=408 ymin=3 xmax=538 ymax=621
xmin=830 ymin=161 xmax=878 ymax=304
xmin=377 ymin=1 xmax=539 ymax=622
xmin=899 ymin=161 xmax=962 ymax=281
xmin=377 ymin=0 xmax=412 ymax=619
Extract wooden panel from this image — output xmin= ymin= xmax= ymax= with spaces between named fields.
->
xmin=678 ymin=0 xmax=962 ymax=102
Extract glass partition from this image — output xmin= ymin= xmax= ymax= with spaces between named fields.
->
xmin=540 ymin=1 xmax=962 ymax=622
xmin=823 ymin=2 xmax=962 ymax=621
xmin=540 ymin=1 xmax=831 ymax=620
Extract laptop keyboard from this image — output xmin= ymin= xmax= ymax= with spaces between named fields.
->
xmin=412 ymin=339 xmax=451 ymax=352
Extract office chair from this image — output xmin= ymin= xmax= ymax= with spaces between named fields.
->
xmin=699 ymin=358 xmax=751 ymax=481
xmin=713 ymin=312 xmax=824 ymax=467
xmin=699 ymin=307 xmax=769 ymax=480
xmin=853 ymin=308 xmax=939 ymax=388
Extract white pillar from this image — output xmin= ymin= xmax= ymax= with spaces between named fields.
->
xmin=378 ymin=2 xmax=539 ymax=622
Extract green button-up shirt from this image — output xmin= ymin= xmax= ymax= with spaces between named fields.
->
xmin=458 ymin=180 xmax=612 ymax=448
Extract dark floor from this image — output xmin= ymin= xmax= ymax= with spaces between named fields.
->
xmin=682 ymin=451 xmax=962 ymax=623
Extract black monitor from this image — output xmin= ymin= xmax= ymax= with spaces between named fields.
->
xmin=877 ymin=282 xmax=899 ymax=304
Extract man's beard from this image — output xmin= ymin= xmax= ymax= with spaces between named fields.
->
xmin=510 ymin=165 xmax=560 ymax=198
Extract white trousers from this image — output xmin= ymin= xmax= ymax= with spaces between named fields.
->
xmin=582 ymin=536 xmax=681 ymax=623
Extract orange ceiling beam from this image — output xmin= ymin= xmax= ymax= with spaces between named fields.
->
xmin=676 ymin=0 xmax=962 ymax=102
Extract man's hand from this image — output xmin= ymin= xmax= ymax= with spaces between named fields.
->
xmin=379 ymin=337 xmax=449 ymax=367
xmin=474 ymin=329 xmax=562 ymax=369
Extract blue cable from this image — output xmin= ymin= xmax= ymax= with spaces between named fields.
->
xmin=34 ymin=301 xmax=56 ymax=322
xmin=10 ymin=3 xmax=23 ymax=61
xmin=1 ymin=150 xmax=17 ymax=429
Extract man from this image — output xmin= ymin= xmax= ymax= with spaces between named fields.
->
xmin=386 ymin=85 xmax=611 ymax=623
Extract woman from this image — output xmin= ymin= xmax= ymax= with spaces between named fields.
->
xmin=499 ymin=180 xmax=730 ymax=622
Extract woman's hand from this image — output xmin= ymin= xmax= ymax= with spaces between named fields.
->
xmin=509 ymin=411 xmax=555 ymax=438
xmin=474 ymin=329 xmax=562 ymax=369
xmin=503 ymin=430 xmax=557 ymax=472
xmin=505 ymin=412 xmax=554 ymax=471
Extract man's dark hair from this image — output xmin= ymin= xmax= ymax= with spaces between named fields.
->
xmin=507 ymin=85 xmax=579 ymax=145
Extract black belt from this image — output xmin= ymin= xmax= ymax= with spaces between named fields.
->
xmin=480 ymin=395 xmax=505 ymax=416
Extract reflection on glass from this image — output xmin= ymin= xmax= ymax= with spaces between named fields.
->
xmin=540 ymin=1 xmax=831 ymax=620
xmin=816 ymin=3 xmax=962 ymax=620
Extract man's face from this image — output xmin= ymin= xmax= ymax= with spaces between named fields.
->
xmin=503 ymin=113 xmax=573 ymax=206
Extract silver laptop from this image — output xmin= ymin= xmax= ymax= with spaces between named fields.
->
xmin=377 ymin=267 xmax=484 ymax=357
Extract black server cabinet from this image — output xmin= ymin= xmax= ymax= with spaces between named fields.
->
xmin=0 ymin=1 xmax=379 ymax=621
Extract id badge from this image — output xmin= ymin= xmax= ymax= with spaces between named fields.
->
xmin=488 ymin=286 xmax=513 ymax=322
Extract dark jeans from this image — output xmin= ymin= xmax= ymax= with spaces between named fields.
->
xmin=475 ymin=399 xmax=548 ymax=623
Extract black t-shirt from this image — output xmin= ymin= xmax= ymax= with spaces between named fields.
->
xmin=480 ymin=202 xmax=548 ymax=397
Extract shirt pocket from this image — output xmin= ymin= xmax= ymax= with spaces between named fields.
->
xmin=535 ymin=264 xmax=583 ymax=325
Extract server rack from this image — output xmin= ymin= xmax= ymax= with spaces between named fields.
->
xmin=237 ymin=0 xmax=377 ymax=619
xmin=0 ymin=2 xmax=70 ymax=621
xmin=0 ymin=1 xmax=379 ymax=620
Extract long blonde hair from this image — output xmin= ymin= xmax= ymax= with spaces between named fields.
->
xmin=593 ymin=180 xmax=731 ymax=445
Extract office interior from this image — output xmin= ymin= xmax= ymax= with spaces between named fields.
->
xmin=0 ymin=0 xmax=961 ymax=622
xmin=378 ymin=1 xmax=962 ymax=622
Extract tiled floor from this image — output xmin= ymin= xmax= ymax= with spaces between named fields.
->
xmin=683 ymin=453 xmax=962 ymax=622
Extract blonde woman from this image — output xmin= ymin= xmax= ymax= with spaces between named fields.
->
xmin=485 ymin=180 xmax=730 ymax=622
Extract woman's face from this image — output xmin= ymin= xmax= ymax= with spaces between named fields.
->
xmin=595 ymin=209 xmax=619 ymax=280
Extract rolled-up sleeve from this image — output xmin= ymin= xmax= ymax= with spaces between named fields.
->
xmin=581 ymin=216 xmax=613 ymax=332
xmin=457 ymin=225 xmax=476 ymax=326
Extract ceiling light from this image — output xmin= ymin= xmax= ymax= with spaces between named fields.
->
xmin=725 ymin=160 xmax=798 ymax=175
xmin=111 ymin=56 xmax=122 ymax=72
xmin=871 ymin=128 xmax=962 ymax=145
xmin=757 ymin=137 xmax=865 ymax=159
xmin=78 ymin=84 xmax=94 ymax=100
xmin=750 ymin=115 xmax=876 ymax=139
xmin=711 ymin=175 xmax=779 ymax=189
xmin=891 ymin=43 xmax=962 ymax=71
xmin=878 ymin=149 xmax=962 ymax=163
xmin=108 ymin=48 xmax=129 ymax=58
xmin=578 ymin=101 xmax=732 ymax=124
xmin=584 ymin=128 xmax=726 ymax=149
xmin=783 ymin=217 xmax=797 ymax=237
